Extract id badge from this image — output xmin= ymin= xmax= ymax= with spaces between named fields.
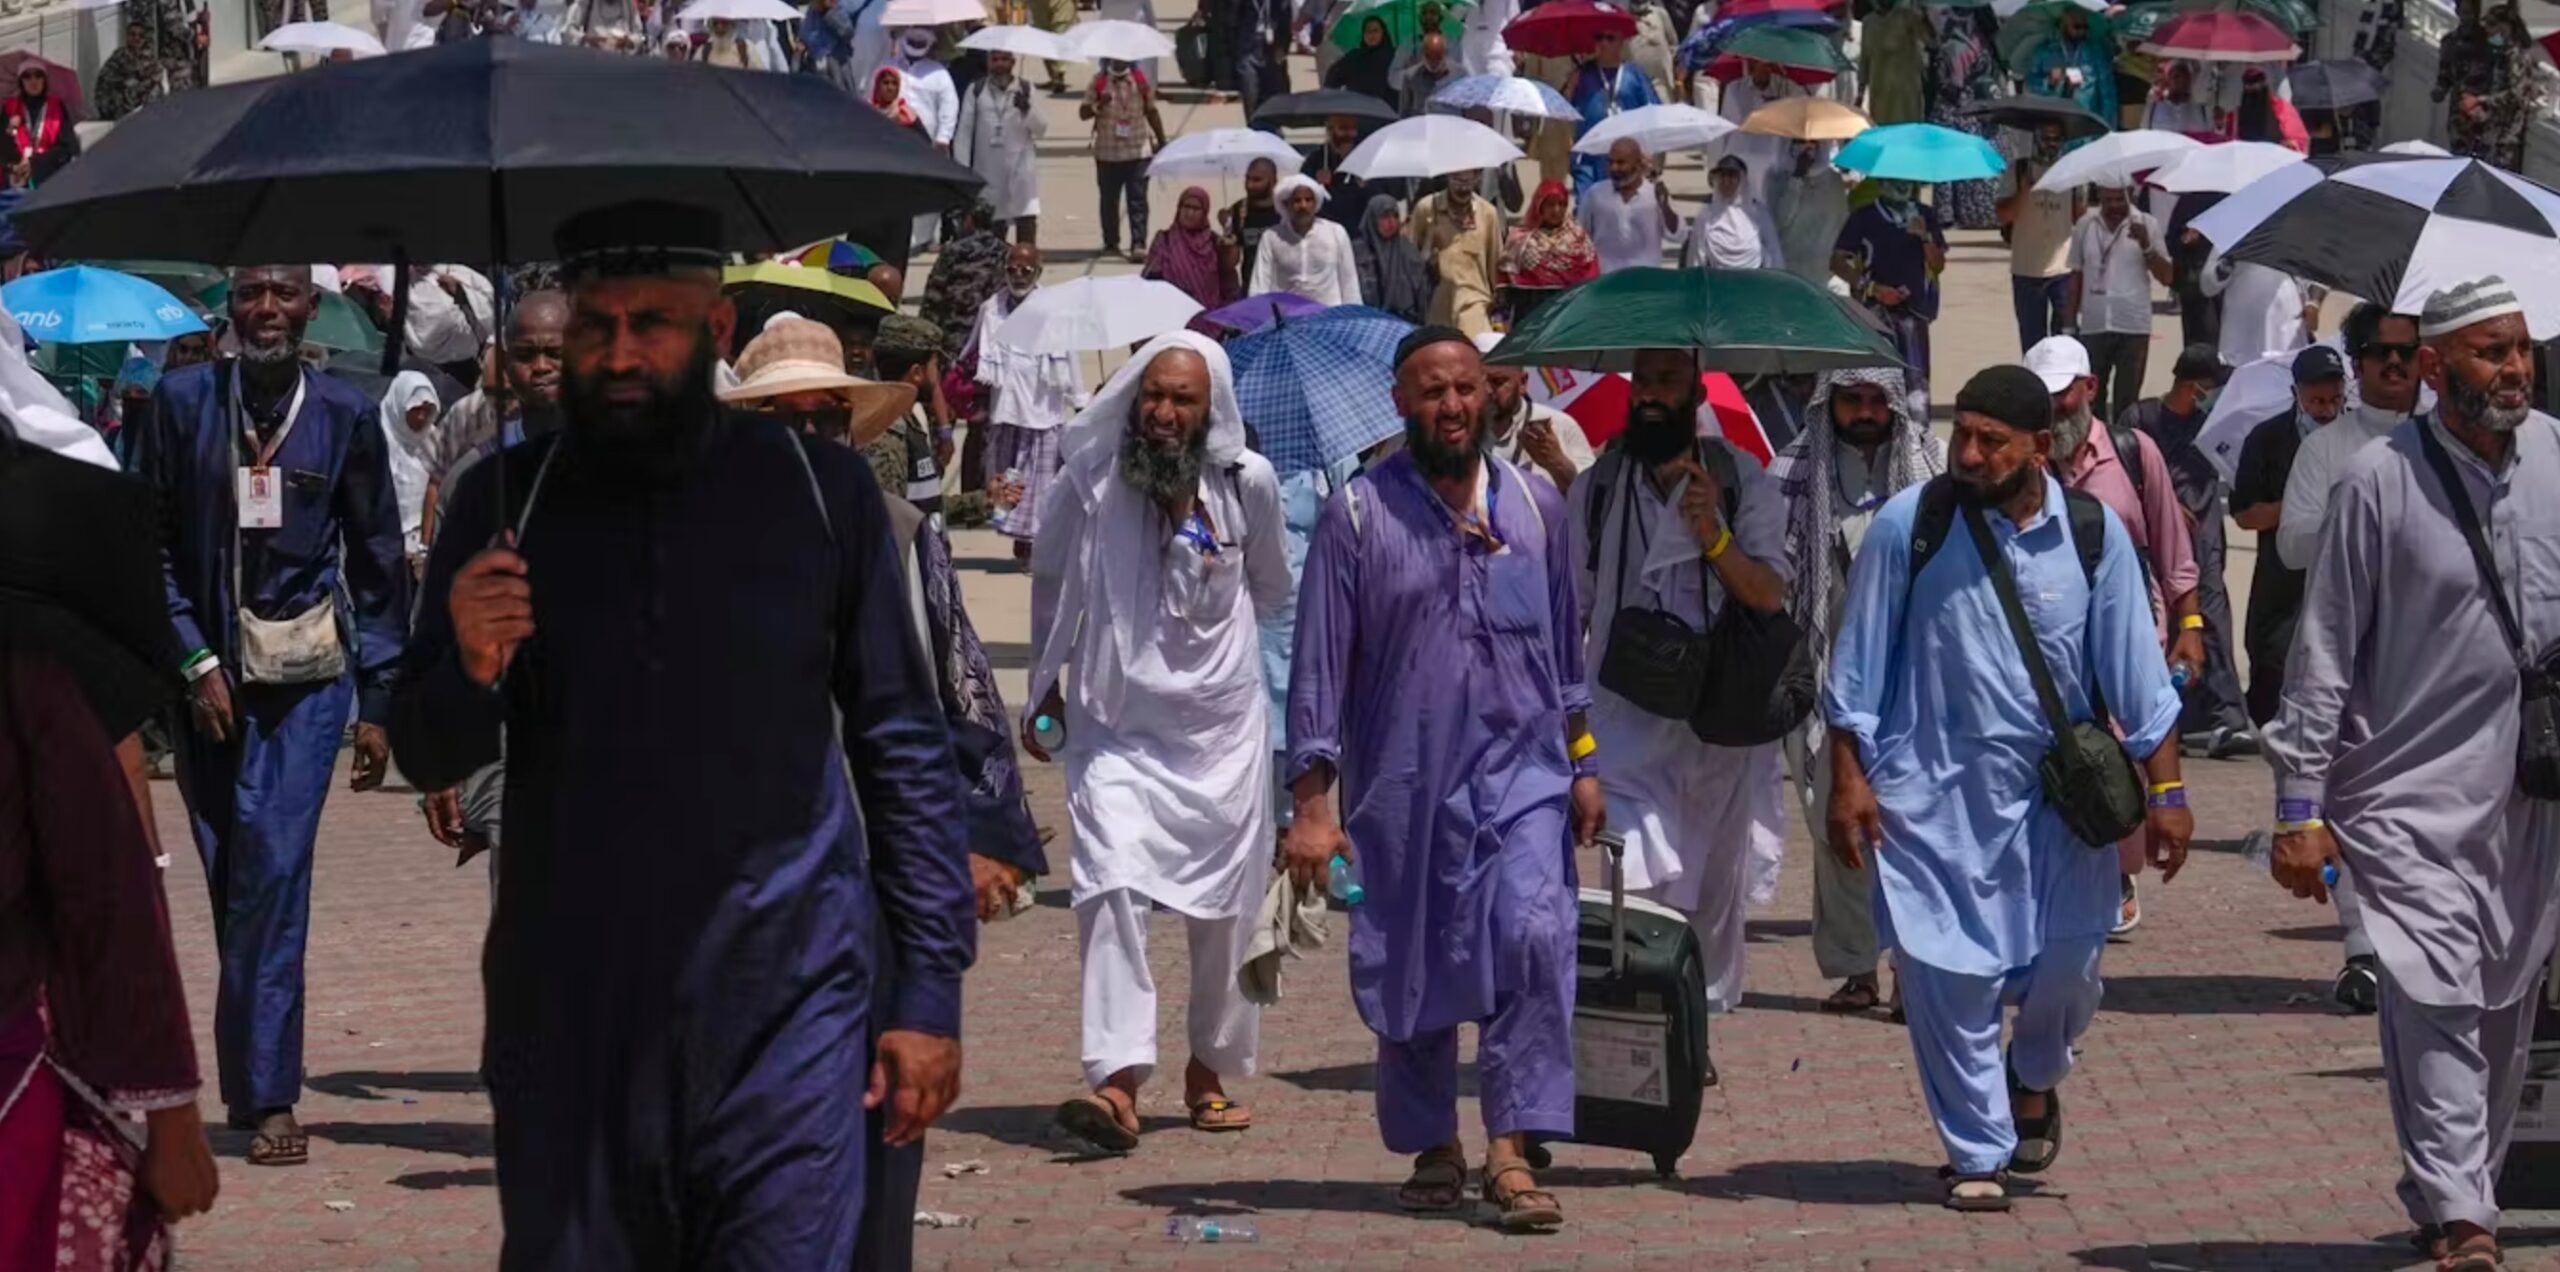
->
xmin=238 ymin=466 xmax=283 ymax=529
xmin=1114 ymin=119 xmax=1136 ymax=140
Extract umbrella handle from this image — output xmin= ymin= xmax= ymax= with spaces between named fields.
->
xmin=380 ymin=247 xmax=409 ymax=379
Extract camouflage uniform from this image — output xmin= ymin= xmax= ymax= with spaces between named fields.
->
xmin=2433 ymin=8 xmax=2544 ymax=173
xmin=91 ymin=20 xmax=197 ymax=122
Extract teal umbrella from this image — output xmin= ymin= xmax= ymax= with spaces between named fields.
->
xmin=1835 ymin=122 xmax=2007 ymax=182
xmin=196 ymin=280 xmax=386 ymax=355
xmin=1331 ymin=0 xmax=1469 ymax=53
xmin=1715 ymin=23 xmax=1852 ymax=73
xmin=1482 ymin=267 xmax=1903 ymax=376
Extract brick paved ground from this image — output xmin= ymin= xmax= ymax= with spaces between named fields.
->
xmin=151 ymin=739 xmax=2560 ymax=1270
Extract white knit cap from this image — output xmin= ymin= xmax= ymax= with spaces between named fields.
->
xmin=2419 ymin=274 xmax=2525 ymax=338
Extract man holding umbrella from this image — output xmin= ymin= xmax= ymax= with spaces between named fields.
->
xmin=1567 ymin=29 xmax=1658 ymax=195
xmin=129 ymin=265 xmax=411 ymax=1168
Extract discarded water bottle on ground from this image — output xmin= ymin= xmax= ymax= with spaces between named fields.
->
xmin=2242 ymin=830 xmax=2340 ymax=888
xmin=1165 ymin=1217 xmax=1259 ymax=1244
xmin=1327 ymin=853 xmax=1363 ymax=906
xmin=1032 ymin=712 xmax=1067 ymax=754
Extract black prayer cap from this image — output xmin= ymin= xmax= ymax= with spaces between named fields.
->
xmin=556 ymin=200 xmax=728 ymax=279
xmin=1393 ymin=323 xmax=1474 ymax=370
xmin=1954 ymin=364 xmax=2054 ymax=433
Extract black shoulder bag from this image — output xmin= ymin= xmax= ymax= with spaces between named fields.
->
xmin=2415 ymin=423 xmax=2560 ymax=800
xmin=1959 ymin=500 xmax=2148 ymax=846
xmin=1688 ymin=443 xmax=1815 ymax=748
xmin=1591 ymin=450 xmax=1711 ymax=720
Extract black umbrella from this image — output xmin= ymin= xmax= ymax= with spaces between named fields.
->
xmin=0 ymin=441 xmax=182 ymax=739
xmin=13 ymin=38 xmax=984 ymax=264
xmin=1960 ymin=94 xmax=2108 ymax=140
xmin=1250 ymin=88 xmax=1401 ymax=130
xmin=2287 ymin=59 xmax=2385 ymax=112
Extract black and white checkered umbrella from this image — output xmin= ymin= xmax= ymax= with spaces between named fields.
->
xmin=2189 ymin=153 xmax=2560 ymax=338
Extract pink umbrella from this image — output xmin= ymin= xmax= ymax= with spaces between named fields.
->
xmin=0 ymin=52 xmax=85 ymax=121
xmin=1502 ymin=0 xmax=1639 ymax=58
xmin=2139 ymin=10 xmax=2299 ymax=63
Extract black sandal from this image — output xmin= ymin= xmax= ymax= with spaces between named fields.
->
xmin=1053 ymin=1092 xmax=1141 ymax=1154
xmin=1397 ymin=1144 xmax=1468 ymax=1212
xmin=247 ymin=1128 xmax=309 ymax=1167
xmin=1821 ymin=976 xmax=1881 ymax=1013
xmin=1937 ymin=1165 xmax=2011 ymax=1212
xmin=2006 ymin=1053 xmax=2062 ymax=1175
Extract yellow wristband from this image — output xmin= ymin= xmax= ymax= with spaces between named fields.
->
xmin=1705 ymin=525 xmax=1733 ymax=561
xmin=2146 ymin=779 xmax=2185 ymax=796
xmin=2179 ymin=614 xmax=2205 ymax=631
xmin=2275 ymin=818 xmax=2325 ymax=834
xmin=1568 ymin=732 xmax=1598 ymax=761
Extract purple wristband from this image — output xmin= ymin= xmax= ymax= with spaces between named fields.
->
xmin=2277 ymin=797 xmax=2319 ymax=824
xmin=2148 ymin=788 xmax=2188 ymax=810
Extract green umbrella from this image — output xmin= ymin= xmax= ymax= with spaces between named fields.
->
xmin=83 ymin=259 xmax=225 ymax=300
xmin=1482 ymin=267 xmax=1904 ymax=377
xmin=1997 ymin=3 xmax=2120 ymax=72
xmin=1717 ymin=24 xmax=1853 ymax=74
xmin=196 ymin=280 xmax=386 ymax=355
xmin=1330 ymin=0 xmax=1470 ymax=53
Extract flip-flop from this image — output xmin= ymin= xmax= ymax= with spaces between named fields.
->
xmin=1187 ymin=1097 xmax=1253 ymax=1133
xmin=1052 ymin=1093 xmax=1140 ymax=1154
xmin=1939 ymin=1166 xmax=2011 ymax=1213
xmin=1482 ymin=1160 xmax=1564 ymax=1231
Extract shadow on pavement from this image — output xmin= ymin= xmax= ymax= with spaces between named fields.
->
xmin=1268 ymin=1062 xmax=1473 ymax=1095
xmin=2096 ymin=974 xmax=2336 ymax=1014
xmin=1120 ymin=1178 xmax=1441 ymax=1220
xmin=1745 ymin=918 xmax=1811 ymax=942
xmin=306 ymin=1069 xmax=486 ymax=1100
xmin=2264 ymin=923 xmax=2350 ymax=942
xmin=937 ymin=1101 xmax=1190 ymax=1158
xmin=1738 ymin=990 xmax=1904 ymax=1025
xmin=1541 ymin=1157 xmax=1955 ymax=1207
xmin=2071 ymin=1240 xmax=2418 ymax=1270
xmin=392 ymin=1167 xmax=497 ymax=1190
xmin=307 ymin=1120 xmax=494 ymax=1158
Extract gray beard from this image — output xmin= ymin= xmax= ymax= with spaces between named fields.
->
xmin=1119 ymin=428 xmax=1206 ymax=508
xmin=239 ymin=338 xmax=299 ymax=366
xmin=2052 ymin=401 xmax=2093 ymax=460
xmin=2446 ymin=375 xmax=2531 ymax=434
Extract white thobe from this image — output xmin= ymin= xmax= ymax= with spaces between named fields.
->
xmin=895 ymin=57 xmax=961 ymax=145
xmin=1567 ymin=447 xmax=1794 ymax=1013
xmin=1460 ymin=0 xmax=1518 ymax=76
xmin=972 ymin=292 xmax=1088 ymax=430
xmin=1578 ymin=180 xmax=1677 ymax=274
xmin=1772 ymin=165 xmax=1850 ymax=292
xmin=405 ymin=266 xmax=496 ymax=366
xmin=2274 ymin=402 xmax=2407 ymax=570
xmin=2203 ymin=252 xmax=2305 ymax=369
xmin=1682 ymin=196 xmax=1785 ymax=271
xmin=955 ymin=77 xmax=1047 ymax=221
xmin=1713 ymin=74 xmax=1802 ymax=206
xmin=1247 ymin=219 xmax=1363 ymax=307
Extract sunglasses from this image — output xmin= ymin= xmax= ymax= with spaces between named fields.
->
xmin=2358 ymin=341 xmax=2420 ymax=365
xmin=771 ymin=404 xmax=855 ymax=440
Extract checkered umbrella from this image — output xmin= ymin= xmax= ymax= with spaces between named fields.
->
xmin=1227 ymin=304 xmax=1414 ymax=473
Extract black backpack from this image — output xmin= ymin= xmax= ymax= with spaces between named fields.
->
xmin=1907 ymin=474 xmax=2107 ymax=594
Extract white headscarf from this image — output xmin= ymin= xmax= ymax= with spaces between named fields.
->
xmin=1271 ymin=174 xmax=1328 ymax=224
xmin=1057 ymin=329 xmax=1245 ymax=482
xmin=376 ymin=370 xmax=440 ymax=550
xmin=0 ymin=308 xmax=115 ymax=470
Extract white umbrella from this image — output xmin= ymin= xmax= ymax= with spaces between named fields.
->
xmin=1148 ymin=128 xmax=1304 ymax=179
xmin=2147 ymin=140 xmax=2306 ymax=194
xmin=674 ymin=0 xmax=803 ymax=19
xmin=2381 ymin=139 xmax=2454 ymax=157
xmin=2191 ymin=351 xmax=2305 ymax=485
xmin=998 ymin=275 xmax=1203 ymax=354
xmin=1065 ymin=18 xmax=1176 ymax=62
xmin=1571 ymin=103 xmax=1738 ymax=157
xmin=882 ymin=0 xmax=985 ymax=24
xmin=1427 ymin=73 xmax=1578 ymax=123
xmin=2030 ymin=129 xmax=2203 ymax=193
xmin=960 ymin=24 xmax=1072 ymax=59
xmin=259 ymin=20 xmax=387 ymax=56
xmin=1342 ymin=114 xmax=1522 ymax=180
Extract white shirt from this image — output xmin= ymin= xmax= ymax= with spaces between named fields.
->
xmin=973 ymin=292 xmax=1089 ymax=431
xmin=2065 ymin=209 xmax=2169 ymax=336
xmin=1247 ymin=218 xmax=1362 ymax=307
xmin=895 ymin=56 xmax=961 ymax=145
xmin=1682 ymin=196 xmax=1784 ymax=271
xmin=2204 ymin=253 xmax=2307 ymax=369
xmin=2276 ymin=401 xmax=2408 ymax=569
xmin=404 ymin=265 xmax=496 ymax=365
xmin=1578 ymin=180 xmax=1677 ymax=275
xmin=2142 ymin=97 xmax=2216 ymax=134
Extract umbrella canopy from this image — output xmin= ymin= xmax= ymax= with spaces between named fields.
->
xmin=1533 ymin=365 xmax=1766 ymax=457
xmin=81 ymin=259 xmax=226 ymax=298
xmin=1065 ymin=18 xmax=1176 ymax=62
xmin=1199 ymin=291 xmax=1329 ymax=333
xmin=1428 ymin=73 xmax=1578 ymax=122
xmin=1740 ymin=95 xmax=1869 ymax=140
xmin=2146 ymin=139 xmax=2304 ymax=194
xmin=197 ymin=280 xmax=386 ymax=354
xmin=1147 ymin=127 xmax=1304 ymax=179
xmin=1227 ymin=304 xmax=1413 ymax=472
xmin=4 ymin=266 xmax=207 ymax=344
xmin=2139 ymin=9 xmax=2297 ymax=61
xmin=997 ymin=274 xmax=1202 ymax=353
xmin=1483 ymin=267 xmax=1903 ymax=376
xmin=0 ymin=52 xmax=84 ymax=120
xmin=1678 ymin=8 xmax=1837 ymax=73
xmin=794 ymin=238 xmax=885 ymax=272
xmin=1959 ymin=93 xmax=2107 ymax=139
xmin=2190 ymin=349 xmax=2311 ymax=485
xmin=12 ymin=37 xmax=983 ymax=264
xmin=0 ymin=447 xmax=183 ymax=740
xmin=2030 ymin=127 xmax=2201 ymax=191
xmin=880 ymin=0 xmax=984 ymax=21
xmin=1834 ymin=123 xmax=2004 ymax=183
xmin=2381 ymin=139 xmax=2453 ymax=157
xmin=1992 ymin=1 xmax=2115 ymax=72
xmin=1501 ymin=0 xmax=1637 ymax=58
xmin=1571 ymin=103 xmax=1738 ymax=156
xmin=260 ymin=20 xmax=387 ymax=57
xmin=960 ymin=24 xmax=1073 ymax=59
xmin=722 ymin=261 xmax=894 ymax=313
xmin=1341 ymin=114 xmax=1521 ymax=180
xmin=1720 ymin=0 xmax=1833 ymax=13
xmin=1714 ymin=23 xmax=1850 ymax=73
xmin=2192 ymin=155 xmax=2560 ymax=339
xmin=1332 ymin=0 xmax=1468 ymax=52
xmin=2286 ymin=59 xmax=2385 ymax=112
xmin=1250 ymin=87 xmax=1400 ymax=129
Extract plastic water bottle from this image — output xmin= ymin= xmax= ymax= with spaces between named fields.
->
xmin=1165 ymin=1217 xmax=1259 ymax=1244
xmin=2169 ymin=660 xmax=2197 ymax=691
xmin=989 ymin=466 xmax=1024 ymax=532
xmin=1032 ymin=712 xmax=1067 ymax=755
xmin=2242 ymin=830 xmax=2340 ymax=889
xmin=1327 ymin=853 xmax=1364 ymax=906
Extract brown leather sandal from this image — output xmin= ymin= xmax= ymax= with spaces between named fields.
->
xmin=1481 ymin=1158 xmax=1564 ymax=1230
xmin=1396 ymin=1143 xmax=1468 ymax=1212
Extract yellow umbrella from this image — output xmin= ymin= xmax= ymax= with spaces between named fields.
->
xmin=1740 ymin=96 xmax=1871 ymax=142
xmin=721 ymin=261 xmax=893 ymax=314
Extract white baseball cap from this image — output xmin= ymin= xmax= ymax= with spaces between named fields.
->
xmin=2023 ymin=335 xmax=2091 ymax=394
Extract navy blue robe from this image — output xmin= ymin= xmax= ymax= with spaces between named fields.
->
xmin=390 ymin=416 xmax=975 ymax=1270
xmin=128 ymin=359 xmax=407 ymax=1117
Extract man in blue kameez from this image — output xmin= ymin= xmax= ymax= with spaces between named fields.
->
xmin=129 ymin=264 xmax=409 ymax=1168
xmin=2025 ymin=7 xmax=2117 ymax=141
xmin=1567 ymin=30 xmax=1659 ymax=195
xmin=389 ymin=202 xmax=975 ymax=1269
xmin=1822 ymin=364 xmax=2190 ymax=1212
xmin=1283 ymin=326 xmax=1602 ymax=1231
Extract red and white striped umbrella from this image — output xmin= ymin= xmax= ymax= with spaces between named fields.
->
xmin=2139 ymin=10 xmax=2299 ymax=63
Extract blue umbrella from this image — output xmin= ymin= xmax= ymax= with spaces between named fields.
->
xmin=1426 ymin=73 xmax=1578 ymax=123
xmin=1833 ymin=123 xmax=2007 ymax=184
xmin=1228 ymin=304 xmax=1415 ymax=473
xmin=4 ymin=265 xmax=207 ymax=345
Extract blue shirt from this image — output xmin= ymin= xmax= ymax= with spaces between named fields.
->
xmin=1821 ymin=473 xmax=2179 ymax=976
xmin=1568 ymin=62 xmax=1660 ymax=194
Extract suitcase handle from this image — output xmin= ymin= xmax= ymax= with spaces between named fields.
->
xmin=1596 ymin=829 xmax=1628 ymax=977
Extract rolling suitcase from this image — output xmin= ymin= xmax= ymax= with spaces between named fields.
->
xmin=1561 ymin=831 xmax=1709 ymax=1177
xmin=2498 ymin=946 xmax=2560 ymax=1209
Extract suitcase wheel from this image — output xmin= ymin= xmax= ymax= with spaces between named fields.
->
xmin=1652 ymin=1154 xmax=1679 ymax=1179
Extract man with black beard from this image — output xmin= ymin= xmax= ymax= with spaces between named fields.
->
xmin=1567 ymin=347 xmax=1789 ymax=1084
xmin=1824 ymin=364 xmax=2187 ymax=1211
xmin=131 ymin=263 xmax=409 ymax=1168
xmin=389 ymin=202 xmax=974 ymax=1267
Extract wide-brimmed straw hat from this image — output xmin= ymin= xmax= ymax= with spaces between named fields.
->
xmin=721 ymin=316 xmax=915 ymax=446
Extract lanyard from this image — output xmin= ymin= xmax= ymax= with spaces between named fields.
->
xmin=1175 ymin=503 xmax=1220 ymax=557
xmin=230 ymin=360 xmax=309 ymax=468
xmin=1601 ymin=66 xmax=1624 ymax=117
xmin=2087 ymin=216 xmax=2132 ymax=292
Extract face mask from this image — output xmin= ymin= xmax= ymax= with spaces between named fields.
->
xmin=2492 ymin=33 xmax=2510 ymax=48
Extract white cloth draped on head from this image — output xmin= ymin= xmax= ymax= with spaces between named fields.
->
xmin=1031 ymin=330 xmax=1249 ymax=732
xmin=376 ymin=369 xmax=441 ymax=551
xmin=0 ymin=308 xmax=115 ymax=470
xmin=1271 ymin=173 xmax=1327 ymax=208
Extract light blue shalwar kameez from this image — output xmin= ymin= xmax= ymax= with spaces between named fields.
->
xmin=1821 ymin=473 xmax=2178 ymax=1176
